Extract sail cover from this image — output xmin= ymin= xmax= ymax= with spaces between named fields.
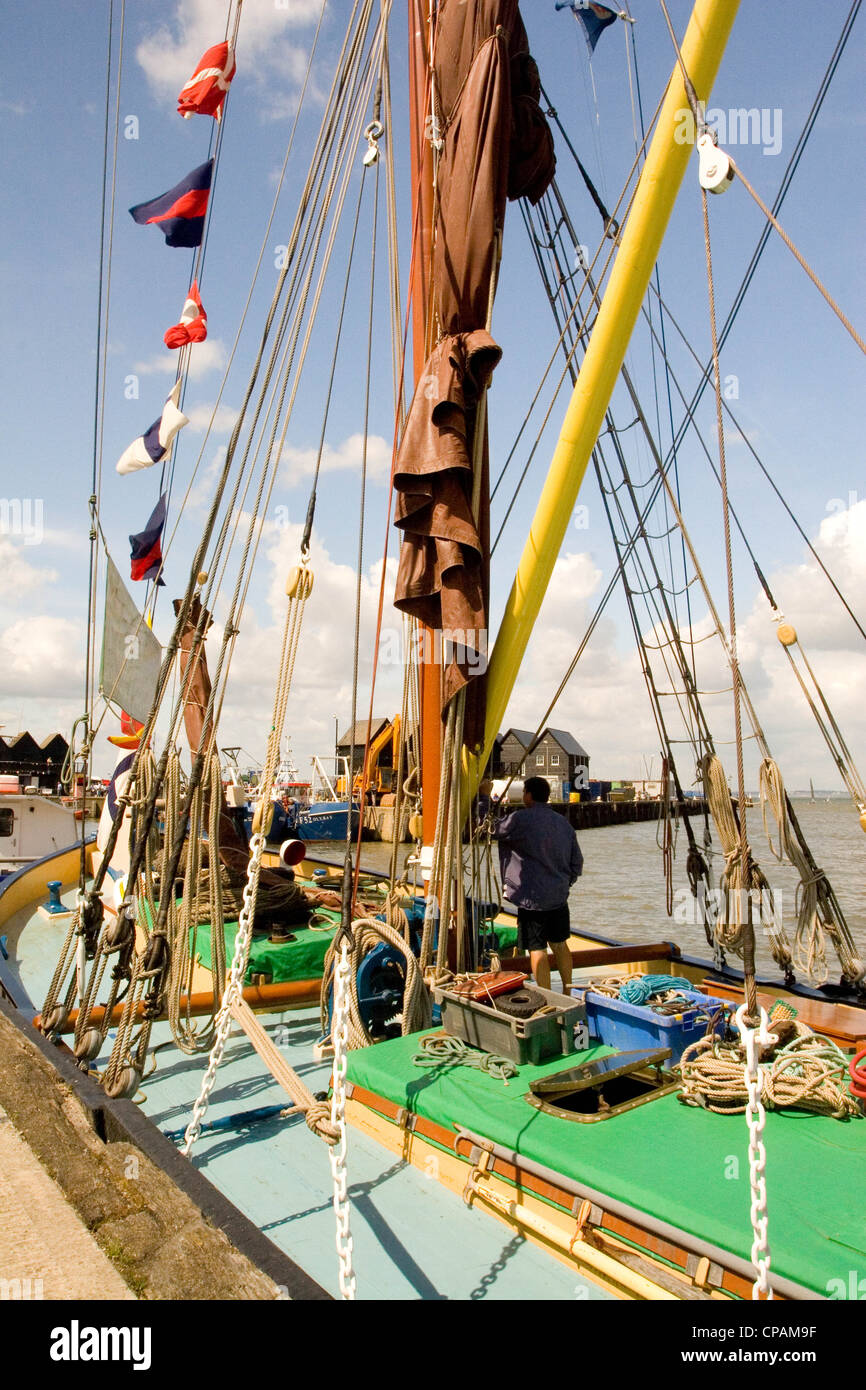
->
xmin=432 ymin=1 xmax=555 ymax=335
xmin=99 ymin=557 xmax=163 ymax=724
xmin=394 ymin=1 xmax=554 ymax=746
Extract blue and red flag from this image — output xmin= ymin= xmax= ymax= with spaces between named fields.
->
xmin=129 ymin=494 xmax=167 ymax=586
xmin=129 ymin=160 xmax=214 ymax=248
xmin=555 ymin=2 xmax=619 ymax=55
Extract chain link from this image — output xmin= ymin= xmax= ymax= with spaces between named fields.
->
xmin=180 ymin=832 xmax=265 ymax=1156
xmin=329 ymin=939 xmax=356 ymax=1299
xmin=734 ymin=1003 xmax=776 ymax=1299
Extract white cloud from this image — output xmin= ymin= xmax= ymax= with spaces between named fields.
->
xmin=184 ymin=402 xmax=237 ymax=436
xmin=136 ymin=0 xmax=323 ymax=122
xmin=504 ymin=549 xmax=657 ymax=781
xmin=279 ymin=433 xmax=391 ymax=487
xmin=0 ymin=537 xmax=58 ymax=599
xmin=183 ymin=446 xmax=227 ymax=513
xmin=9 ymin=485 xmax=862 ymax=797
xmin=134 ymin=338 xmax=228 ymax=381
xmin=724 ymin=426 xmax=759 ymax=448
xmin=186 ymin=517 xmax=402 ymax=774
xmin=0 ymin=616 xmax=84 ymax=698
xmin=499 ymin=495 xmax=866 ymax=790
xmin=0 ymin=99 xmax=33 ymax=117
xmin=756 ymin=500 xmax=866 ymax=654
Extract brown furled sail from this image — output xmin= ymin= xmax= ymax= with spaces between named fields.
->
xmin=393 ymin=0 xmax=554 ymax=749
xmin=174 ymin=596 xmax=249 ymax=873
xmin=173 ymin=597 xmax=309 ymax=926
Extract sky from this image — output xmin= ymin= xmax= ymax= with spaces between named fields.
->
xmin=0 ymin=0 xmax=864 ymax=796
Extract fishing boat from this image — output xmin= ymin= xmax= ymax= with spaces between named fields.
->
xmin=2 ymin=0 xmax=866 ymax=1314
xmin=0 ymin=782 xmax=81 ymax=880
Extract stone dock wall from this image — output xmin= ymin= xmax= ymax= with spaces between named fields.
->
xmin=0 ymin=998 xmax=329 ymax=1301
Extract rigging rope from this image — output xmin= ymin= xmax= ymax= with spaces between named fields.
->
xmin=54 ymin=0 xmax=387 ymax=1060
xmin=181 ymin=557 xmax=318 ymax=1140
xmin=759 ymin=758 xmax=864 ymax=987
xmin=701 ymin=753 xmax=791 ymax=979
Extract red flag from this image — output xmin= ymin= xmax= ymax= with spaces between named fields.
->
xmin=164 ymin=280 xmax=207 ymax=349
xmin=177 ymin=42 xmax=236 ymax=121
xmin=108 ymin=711 xmax=146 ymax=750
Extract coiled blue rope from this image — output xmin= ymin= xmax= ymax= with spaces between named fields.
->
xmin=619 ymin=974 xmax=694 ymax=1006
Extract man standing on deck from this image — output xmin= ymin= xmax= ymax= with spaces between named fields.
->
xmin=492 ymin=777 xmax=583 ymax=992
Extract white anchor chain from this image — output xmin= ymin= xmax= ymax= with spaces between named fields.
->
xmin=734 ymin=1003 xmax=776 ymax=1300
xmin=329 ymin=938 xmax=357 ymax=1300
xmin=180 ymin=832 xmax=265 ymax=1156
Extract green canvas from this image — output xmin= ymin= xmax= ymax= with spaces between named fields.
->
xmin=347 ymin=1028 xmax=866 ymax=1296
xmin=190 ymin=915 xmax=519 ymax=986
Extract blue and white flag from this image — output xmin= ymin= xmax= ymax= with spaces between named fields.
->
xmin=116 ymin=381 xmax=188 ymax=476
xmin=555 ymin=2 xmax=619 ymax=55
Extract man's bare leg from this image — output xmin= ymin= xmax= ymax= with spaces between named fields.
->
xmin=531 ymin=948 xmax=551 ymax=990
xmin=551 ymin=938 xmax=573 ymax=991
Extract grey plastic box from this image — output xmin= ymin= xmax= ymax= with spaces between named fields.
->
xmin=433 ymin=985 xmax=588 ymax=1066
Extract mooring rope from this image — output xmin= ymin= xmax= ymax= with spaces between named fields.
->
xmin=679 ymin=1021 xmax=860 ymax=1120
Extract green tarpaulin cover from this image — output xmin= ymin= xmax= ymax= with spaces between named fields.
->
xmin=346 ymin=1028 xmax=866 ymax=1296
xmin=191 ymin=916 xmax=518 ymax=985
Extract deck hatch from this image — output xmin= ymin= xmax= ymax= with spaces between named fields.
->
xmin=526 ymin=1048 xmax=678 ymax=1121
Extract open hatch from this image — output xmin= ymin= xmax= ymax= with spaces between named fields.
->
xmin=526 ymin=1048 xmax=678 ymax=1122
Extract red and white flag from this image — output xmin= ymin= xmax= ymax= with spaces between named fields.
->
xmin=177 ymin=42 xmax=236 ymax=122
xmin=164 ymin=280 xmax=208 ymax=349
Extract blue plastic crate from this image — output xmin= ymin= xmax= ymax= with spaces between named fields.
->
xmin=573 ymin=986 xmax=728 ymax=1063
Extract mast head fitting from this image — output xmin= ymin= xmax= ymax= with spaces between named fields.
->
xmin=697 ymin=133 xmax=734 ymax=195
xmin=363 ymin=120 xmax=384 ymax=167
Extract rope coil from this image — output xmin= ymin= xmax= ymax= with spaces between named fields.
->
xmin=679 ymin=1021 xmax=860 ymax=1121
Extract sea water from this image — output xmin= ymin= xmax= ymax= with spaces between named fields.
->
xmin=322 ymin=799 xmax=866 ymax=981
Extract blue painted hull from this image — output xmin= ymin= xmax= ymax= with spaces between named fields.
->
xmin=242 ymin=799 xmax=360 ymax=844
xmin=294 ymin=801 xmax=360 ymax=841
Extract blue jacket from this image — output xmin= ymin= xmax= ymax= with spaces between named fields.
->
xmin=493 ymin=803 xmax=583 ymax=911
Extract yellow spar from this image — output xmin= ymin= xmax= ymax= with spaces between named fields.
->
xmin=469 ymin=0 xmax=740 ymax=797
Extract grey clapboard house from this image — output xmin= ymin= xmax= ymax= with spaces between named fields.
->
xmin=498 ymin=728 xmax=589 ymax=790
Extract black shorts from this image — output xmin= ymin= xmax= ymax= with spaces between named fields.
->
xmin=517 ymin=904 xmax=571 ymax=952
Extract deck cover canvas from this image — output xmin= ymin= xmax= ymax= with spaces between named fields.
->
xmin=347 ymin=1029 xmax=866 ymax=1296
xmin=193 ymin=916 xmax=520 ymax=984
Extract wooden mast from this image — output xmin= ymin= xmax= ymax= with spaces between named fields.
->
xmin=408 ymin=0 xmax=441 ymax=846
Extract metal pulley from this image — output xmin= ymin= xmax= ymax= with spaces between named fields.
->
xmin=104 ymin=1066 xmax=141 ymax=1100
xmin=697 ymin=132 xmax=734 ymax=194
